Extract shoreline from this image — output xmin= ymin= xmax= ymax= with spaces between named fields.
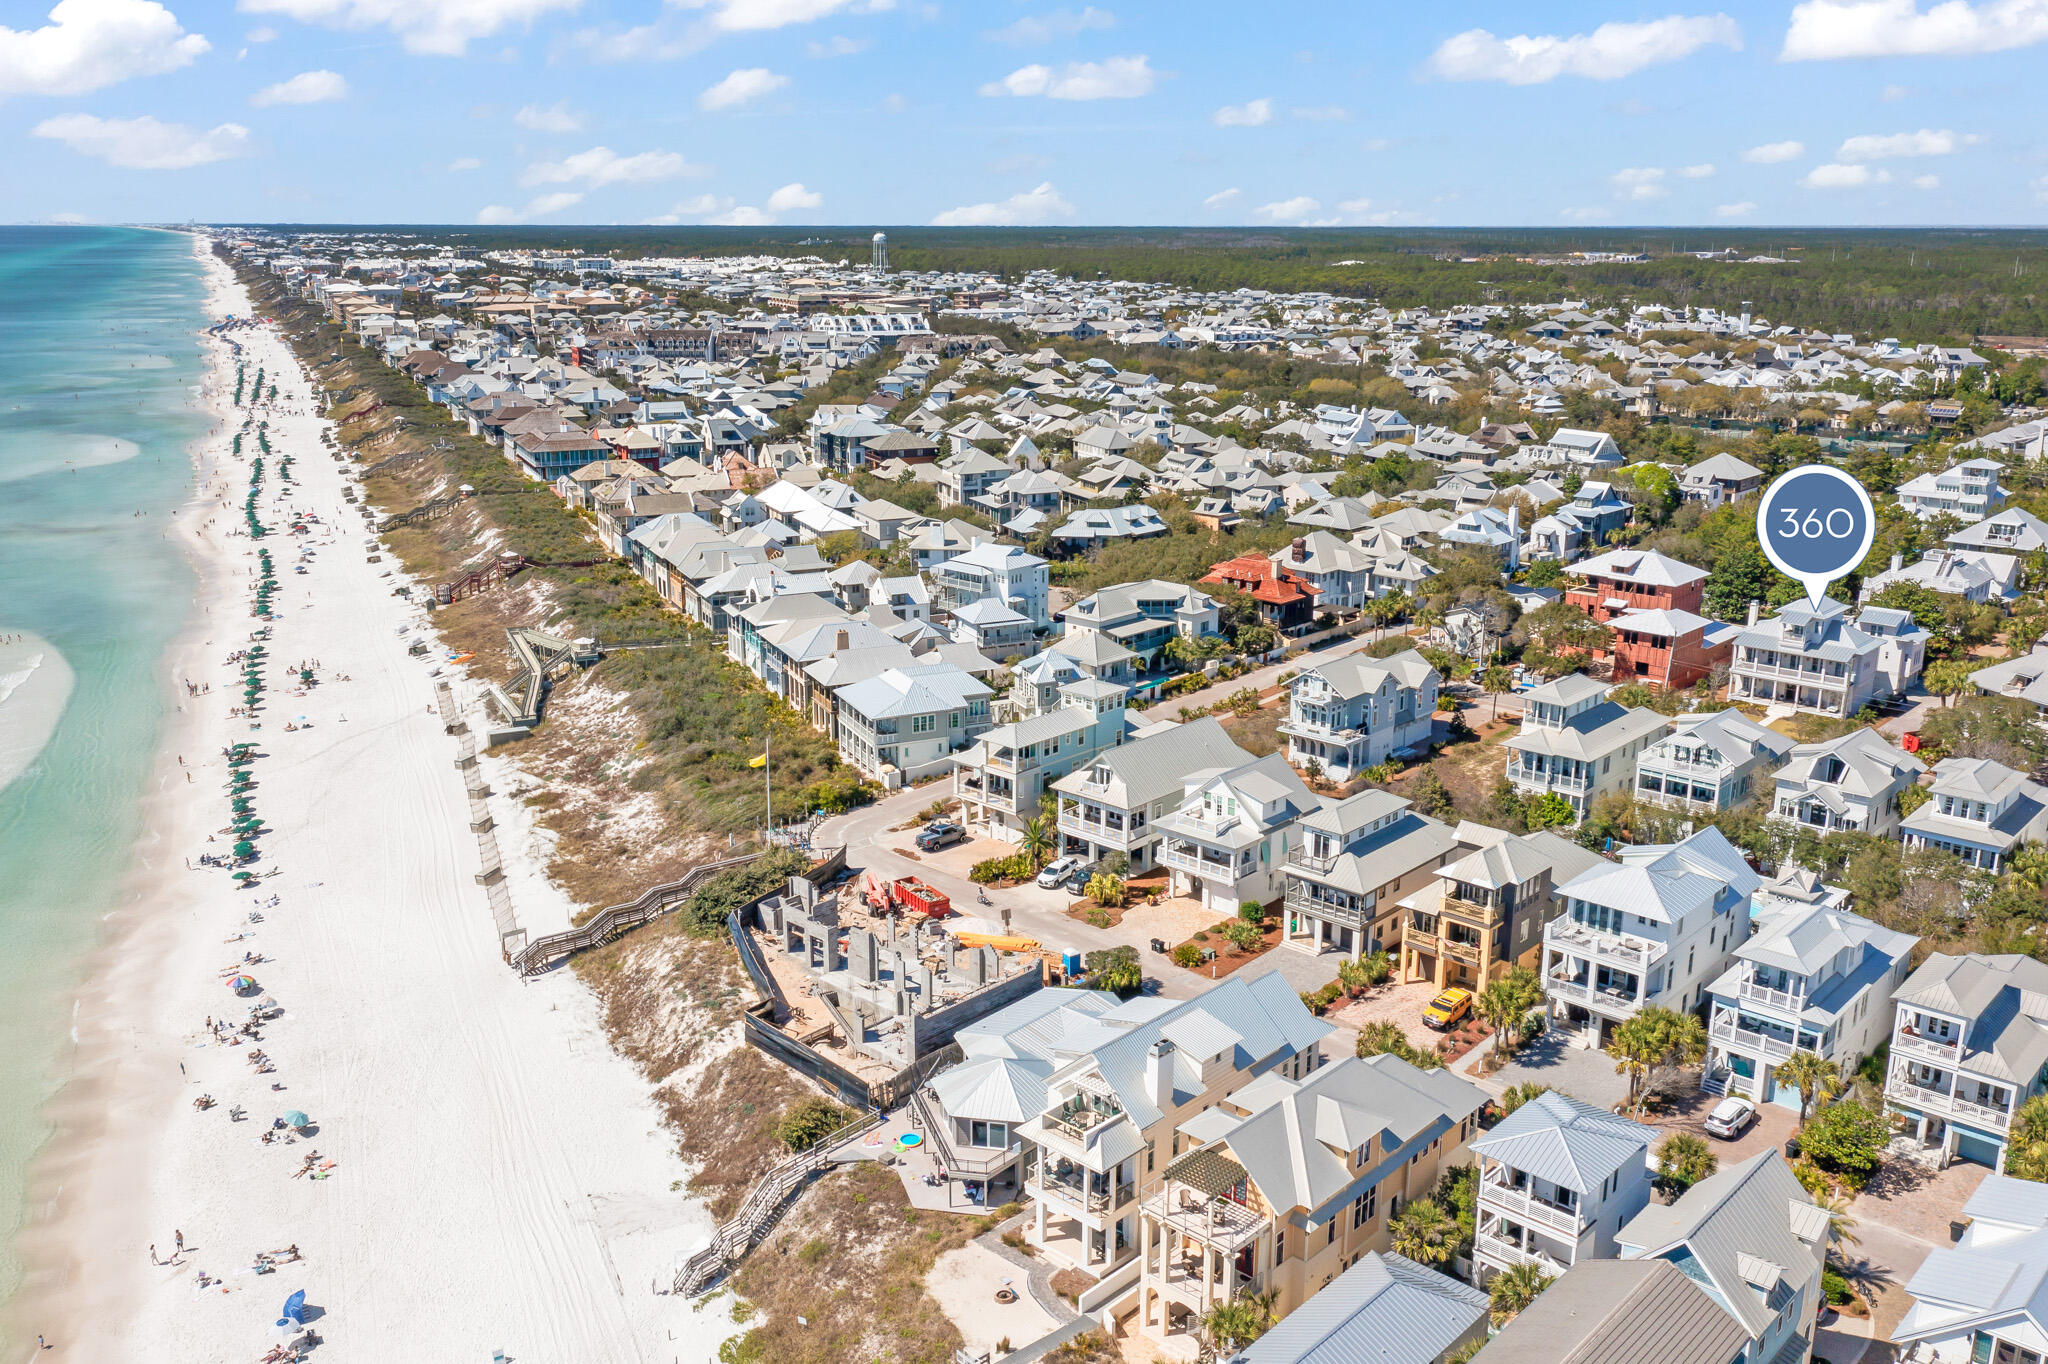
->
xmin=7 ymin=238 xmax=728 ymax=1362
xmin=3 ymin=237 xmax=246 ymax=1354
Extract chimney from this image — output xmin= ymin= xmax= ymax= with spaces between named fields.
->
xmin=1890 ymin=553 xmax=1902 ymax=573
xmin=1146 ymin=1037 xmax=1176 ymax=1112
xmin=1747 ymin=600 xmax=1760 ymax=627
xmin=835 ymin=629 xmax=850 ymax=652
xmin=1291 ymin=536 xmax=1307 ymax=562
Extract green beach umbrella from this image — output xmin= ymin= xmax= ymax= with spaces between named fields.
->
xmin=232 ymin=871 xmax=254 ymax=883
xmin=232 ymin=841 xmax=254 ymax=858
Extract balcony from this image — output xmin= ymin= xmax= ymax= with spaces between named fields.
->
xmin=1161 ymin=840 xmax=1244 ymax=880
xmin=1892 ymin=1028 xmax=1964 ymax=1065
xmin=1287 ymin=846 xmax=1342 ymax=876
xmin=1734 ymin=658 xmax=1851 ymax=686
xmin=1475 ymin=1231 xmax=1569 ymax=1276
xmin=1441 ymin=936 xmax=1485 ymax=966
xmin=1546 ymin=919 xmax=1660 ymax=969
xmin=1480 ymin=1177 xmax=1582 ymax=1237
xmin=1277 ymin=716 xmax=1365 ymax=745
xmin=1711 ymin=1015 xmax=1796 ymax=1064
xmin=1285 ymin=882 xmax=1366 ymax=925
xmin=1142 ymin=1188 xmax=1267 ymax=1254
xmin=1738 ymin=979 xmax=1805 ymax=1014
xmin=1044 ymin=1094 xmax=1126 ymax=1145
xmin=1511 ymin=764 xmax=1591 ymax=793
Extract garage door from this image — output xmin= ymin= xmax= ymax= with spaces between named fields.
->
xmin=1954 ymin=1130 xmax=2004 ymax=1169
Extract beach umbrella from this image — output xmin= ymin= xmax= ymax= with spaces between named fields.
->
xmin=232 ymin=800 xmax=251 ymax=813
xmin=281 ymin=1113 xmax=309 ymax=1133
xmin=232 ymin=840 xmax=255 ymax=857
xmin=229 ymin=974 xmax=258 ymax=990
xmin=232 ymin=871 xmax=254 ymax=883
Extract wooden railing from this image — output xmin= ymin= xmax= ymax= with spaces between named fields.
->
xmin=672 ymin=1107 xmax=884 ymax=1297
xmin=510 ymin=852 xmax=766 ymax=976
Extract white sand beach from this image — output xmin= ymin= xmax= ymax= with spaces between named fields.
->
xmin=7 ymin=240 xmax=733 ymax=1362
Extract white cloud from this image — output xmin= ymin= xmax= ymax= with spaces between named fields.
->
xmin=514 ymin=100 xmax=584 ymax=133
xmin=1425 ymin=14 xmax=1741 ymax=84
xmin=1253 ymin=195 xmax=1321 ymax=223
xmin=1559 ymin=205 xmax=1612 ymax=220
xmin=1292 ymin=104 xmax=1348 ymax=120
xmin=1912 ymin=172 xmax=1941 ymax=188
xmin=1742 ymin=139 xmax=1805 ymax=163
xmin=1612 ymin=166 xmax=1668 ymax=199
xmin=690 ymin=0 xmax=893 ymax=33
xmin=1681 ymin=162 xmax=1716 ymax=177
xmin=1882 ymin=82 xmax=1912 ymax=99
xmin=880 ymin=91 xmax=905 ymax=112
xmin=765 ymin=181 xmax=821 ymax=211
xmin=1803 ymin=161 xmax=1886 ymax=187
xmin=522 ymin=146 xmax=702 ymax=188
xmin=978 ymin=54 xmax=1154 ymax=99
xmin=698 ymin=66 xmax=788 ymax=110
xmin=245 ymin=25 xmax=276 ymax=41
xmin=1716 ymin=200 xmax=1758 ymax=216
xmin=476 ymin=190 xmax=584 ymax=224
xmin=33 ymin=111 xmax=248 ymax=168
xmin=930 ymin=181 xmax=1074 ymax=226
xmin=250 ymin=68 xmax=346 ymax=105
xmin=2034 ymin=174 xmax=2048 ymax=202
xmin=1212 ymin=97 xmax=1272 ymax=127
xmin=1782 ymin=0 xmax=2048 ymax=60
xmin=0 ymin=0 xmax=210 ymax=99
xmin=1202 ymin=187 xmax=1241 ymax=209
xmin=1836 ymin=128 xmax=1980 ymax=159
xmin=447 ymin=156 xmax=481 ymax=171
xmin=239 ymin=0 xmax=576 ymax=57
xmin=984 ymin=5 xmax=1113 ymax=44
xmin=803 ymin=33 xmax=865 ymax=56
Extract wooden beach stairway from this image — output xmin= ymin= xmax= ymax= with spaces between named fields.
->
xmin=483 ymin=626 xmax=582 ymax=732
xmin=439 ymin=680 xmax=525 ymax=958
xmin=671 ymin=1108 xmax=885 ymax=1298
xmin=508 ymin=851 xmax=765 ymax=976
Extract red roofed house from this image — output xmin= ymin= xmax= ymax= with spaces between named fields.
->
xmin=1201 ymin=553 xmax=1321 ymax=635
xmin=1565 ymin=548 xmax=1728 ymax=690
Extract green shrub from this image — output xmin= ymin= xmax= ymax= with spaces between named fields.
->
xmin=774 ymin=1096 xmax=851 ymax=1153
xmin=1822 ymin=1268 xmax=1853 ymax=1306
xmin=971 ymin=852 xmax=1034 ymax=884
xmin=679 ymin=848 xmax=811 ymax=935
xmin=1171 ymin=943 xmax=1204 ymax=969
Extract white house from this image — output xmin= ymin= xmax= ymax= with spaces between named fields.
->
xmin=1769 ymin=727 xmax=1926 ymax=837
xmin=1897 ymin=457 xmax=2007 ymax=524
xmin=1902 ymin=757 xmax=2048 ymax=874
xmin=1154 ymin=754 xmax=1319 ymax=914
xmin=1280 ymin=650 xmax=1440 ymax=781
xmin=1885 ymin=953 xmax=2048 ymax=1170
xmin=1703 ymin=904 xmax=1915 ymax=1110
xmin=1505 ymin=674 xmax=1669 ymax=822
xmin=1053 ymin=718 xmax=1253 ymax=873
xmin=1894 ymin=1173 xmax=2048 ymax=1361
xmin=1469 ymin=1090 xmax=1655 ymax=1281
xmin=1727 ymin=598 xmax=1927 ymax=718
xmin=1542 ymin=827 xmax=1757 ymax=1047
xmin=1631 ymin=709 xmax=1791 ymax=815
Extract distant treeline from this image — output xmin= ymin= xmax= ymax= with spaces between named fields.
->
xmin=231 ymin=224 xmax=2048 ymax=343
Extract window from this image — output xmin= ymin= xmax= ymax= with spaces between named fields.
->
xmin=1352 ymin=1186 xmax=1378 ymax=1228
xmin=911 ymin=714 xmax=936 ymax=734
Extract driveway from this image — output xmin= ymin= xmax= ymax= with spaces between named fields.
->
xmin=1466 ymin=1026 xmax=1632 ymax=1111
xmin=1650 ymin=1086 xmax=1799 ymax=1165
xmin=1156 ymin=623 xmax=1412 ymax=716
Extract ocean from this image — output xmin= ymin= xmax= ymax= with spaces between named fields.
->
xmin=0 ymin=227 xmax=208 ymax=1302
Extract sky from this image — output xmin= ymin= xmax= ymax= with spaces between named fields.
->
xmin=2 ymin=0 xmax=2046 ymax=229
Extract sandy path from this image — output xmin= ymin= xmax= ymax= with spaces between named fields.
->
xmin=10 ymin=242 xmax=734 ymax=1364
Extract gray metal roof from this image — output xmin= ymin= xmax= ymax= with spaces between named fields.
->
xmin=1232 ymin=1252 xmax=1487 ymax=1364
xmin=1617 ymin=1152 xmax=1825 ymax=1340
xmin=1049 ymin=716 xmax=1251 ymax=810
xmin=1469 ymin=1090 xmax=1655 ymax=1193
xmin=1476 ymin=1259 xmax=1750 ymax=1364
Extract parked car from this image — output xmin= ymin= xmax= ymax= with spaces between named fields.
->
xmin=1035 ymin=855 xmax=1083 ymax=889
xmin=1704 ymin=1096 xmax=1757 ymax=1140
xmin=1421 ymin=987 xmax=1473 ymax=1031
xmin=914 ymin=822 xmax=965 ymax=852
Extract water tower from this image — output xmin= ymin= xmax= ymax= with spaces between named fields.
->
xmin=871 ymin=231 xmax=888 ymax=272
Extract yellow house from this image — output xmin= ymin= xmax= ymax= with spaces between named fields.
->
xmin=1400 ymin=828 xmax=1607 ymax=992
xmin=1132 ymin=1054 xmax=1487 ymax=1359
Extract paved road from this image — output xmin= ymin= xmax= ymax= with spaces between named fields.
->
xmin=816 ymin=787 xmax=1341 ymax=1002
xmin=1149 ymin=622 xmax=1411 ymax=717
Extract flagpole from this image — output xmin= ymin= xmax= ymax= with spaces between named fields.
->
xmin=763 ymin=732 xmax=772 ymax=844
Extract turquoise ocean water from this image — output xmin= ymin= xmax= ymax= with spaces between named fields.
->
xmin=0 ymin=227 xmax=208 ymax=1302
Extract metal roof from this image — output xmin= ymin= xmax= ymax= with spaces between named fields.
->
xmin=1233 ymin=1252 xmax=1487 ymax=1364
xmin=1469 ymin=1090 xmax=1655 ymax=1193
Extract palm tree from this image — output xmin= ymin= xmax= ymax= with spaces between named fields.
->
xmin=1656 ymin=1132 xmax=1718 ymax=1194
xmin=1498 ymin=1082 xmax=1551 ymax=1117
xmin=1488 ymin=1260 xmax=1555 ymax=1325
xmin=1202 ymin=1289 xmax=1276 ymax=1353
xmin=1018 ymin=816 xmax=1053 ymax=870
xmin=1480 ymin=664 xmax=1514 ymax=719
xmin=1390 ymin=1198 xmax=1458 ymax=1267
xmin=1776 ymin=1050 xmax=1841 ymax=1130
xmin=1817 ymin=1190 xmax=1861 ymax=1255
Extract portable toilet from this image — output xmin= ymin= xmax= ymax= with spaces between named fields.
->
xmin=1062 ymin=950 xmax=1083 ymax=979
